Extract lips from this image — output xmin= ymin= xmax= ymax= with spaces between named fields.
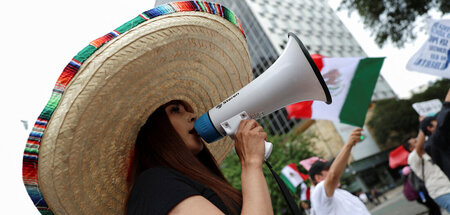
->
xmin=189 ymin=128 xmax=199 ymax=136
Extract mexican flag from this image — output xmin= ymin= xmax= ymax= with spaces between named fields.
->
xmin=281 ymin=163 xmax=306 ymax=192
xmin=286 ymin=54 xmax=385 ymax=127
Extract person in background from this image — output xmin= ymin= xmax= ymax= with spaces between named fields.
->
xmin=369 ymin=188 xmax=381 ymax=205
xmin=299 ymin=182 xmax=312 ymax=215
xmin=403 ymin=137 xmax=442 ymax=215
xmin=357 ymin=190 xmax=369 ymax=205
xmin=423 ymin=89 xmax=450 ymax=180
xmin=308 ymin=128 xmax=370 ymax=215
xmin=300 ymin=201 xmax=312 ymax=215
xmin=408 ymin=125 xmax=450 ymax=213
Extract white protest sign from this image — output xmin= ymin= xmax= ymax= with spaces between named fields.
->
xmin=412 ymin=99 xmax=443 ymax=116
xmin=406 ymin=19 xmax=450 ymax=78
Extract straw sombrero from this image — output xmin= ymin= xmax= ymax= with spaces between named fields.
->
xmin=22 ymin=1 xmax=252 ymax=214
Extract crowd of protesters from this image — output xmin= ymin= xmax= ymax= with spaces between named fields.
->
xmin=401 ymin=89 xmax=450 ymax=214
xmin=296 ymin=89 xmax=450 ymax=215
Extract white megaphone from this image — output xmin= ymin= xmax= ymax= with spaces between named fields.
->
xmin=194 ymin=32 xmax=332 ymax=160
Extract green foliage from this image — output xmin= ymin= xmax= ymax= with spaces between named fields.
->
xmin=339 ymin=0 xmax=450 ymax=48
xmin=367 ymin=79 xmax=449 ymax=146
xmin=221 ymin=132 xmax=317 ymax=215
xmin=367 ymin=98 xmax=417 ymax=145
xmin=410 ymin=79 xmax=450 ymax=102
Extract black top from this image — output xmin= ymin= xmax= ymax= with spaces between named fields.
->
xmin=127 ymin=166 xmax=228 ymax=215
xmin=425 ymin=102 xmax=450 ymax=179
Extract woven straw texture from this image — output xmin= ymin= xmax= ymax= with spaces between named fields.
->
xmin=23 ymin=2 xmax=251 ymax=214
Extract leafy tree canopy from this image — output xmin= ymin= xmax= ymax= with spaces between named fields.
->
xmin=367 ymin=79 xmax=449 ymax=146
xmin=338 ymin=0 xmax=450 ymax=47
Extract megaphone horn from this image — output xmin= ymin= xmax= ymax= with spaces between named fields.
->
xmin=194 ymin=32 xmax=332 ymax=159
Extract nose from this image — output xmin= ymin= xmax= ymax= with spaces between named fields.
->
xmin=188 ymin=113 xmax=197 ymax=123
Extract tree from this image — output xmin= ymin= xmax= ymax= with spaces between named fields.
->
xmin=221 ymin=132 xmax=317 ymax=215
xmin=338 ymin=0 xmax=450 ymax=47
xmin=367 ymin=79 xmax=450 ymax=146
xmin=367 ymin=98 xmax=417 ymax=146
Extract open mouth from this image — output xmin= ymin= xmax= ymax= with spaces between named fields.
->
xmin=188 ymin=128 xmax=199 ymax=136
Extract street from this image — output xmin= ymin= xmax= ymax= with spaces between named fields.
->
xmin=370 ymin=186 xmax=449 ymax=215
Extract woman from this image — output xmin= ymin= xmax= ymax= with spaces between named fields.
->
xmin=127 ymin=100 xmax=273 ymax=215
xmin=22 ymin=2 xmax=267 ymax=214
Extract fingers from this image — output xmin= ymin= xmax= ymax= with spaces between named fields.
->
xmin=352 ymin=128 xmax=362 ymax=136
xmin=353 ymin=128 xmax=362 ymax=138
xmin=419 ymin=116 xmax=424 ymax=122
xmin=353 ymin=128 xmax=363 ymax=132
xmin=255 ymin=125 xmax=264 ymax=133
xmin=348 ymin=128 xmax=363 ymax=145
xmin=238 ymin=119 xmax=264 ymax=133
xmin=243 ymin=119 xmax=259 ymax=131
xmin=237 ymin=119 xmax=253 ymax=133
xmin=234 ymin=119 xmax=267 ymax=165
xmin=236 ymin=119 xmax=267 ymax=143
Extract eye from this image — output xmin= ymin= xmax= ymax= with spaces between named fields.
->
xmin=170 ymin=105 xmax=180 ymax=113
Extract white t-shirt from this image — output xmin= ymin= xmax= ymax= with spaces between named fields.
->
xmin=408 ymin=150 xmax=450 ymax=199
xmin=311 ymin=181 xmax=370 ymax=215
xmin=358 ymin=193 xmax=368 ymax=203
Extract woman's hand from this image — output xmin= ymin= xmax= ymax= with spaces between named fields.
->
xmin=234 ymin=119 xmax=267 ymax=167
xmin=234 ymin=120 xmax=274 ymax=215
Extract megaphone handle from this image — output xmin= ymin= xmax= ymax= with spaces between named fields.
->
xmin=264 ymin=141 xmax=273 ymax=161
xmin=220 ymin=111 xmax=274 ymax=161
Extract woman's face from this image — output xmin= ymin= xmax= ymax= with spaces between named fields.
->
xmin=165 ymin=102 xmax=204 ymax=155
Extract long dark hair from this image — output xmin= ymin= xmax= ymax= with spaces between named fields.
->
xmin=128 ymin=100 xmax=242 ymax=214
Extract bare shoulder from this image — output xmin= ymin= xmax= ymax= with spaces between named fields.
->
xmin=168 ymin=195 xmax=225 ymax=215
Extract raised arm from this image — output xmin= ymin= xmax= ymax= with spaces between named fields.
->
xmin=445 ymin=89 xmax=450 ymax=102
xmin=168 ymin=120 xmax=273 ymax=215
xmin=235 ymin=119 xmax=273 ymax=215
xmin=324 ymin=128 xmax=362 ymax=197
xmin=414 ymin=130 xmax=426 ymax=157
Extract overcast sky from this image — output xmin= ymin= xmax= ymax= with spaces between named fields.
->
xmin=0 ymin=0 xmax=448 ymax=214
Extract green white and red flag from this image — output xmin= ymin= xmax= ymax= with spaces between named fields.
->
xmin=286 ymin=54 xmax=385 ymax=127
xmin=281 ymin=163 xmax=307 ymax=192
